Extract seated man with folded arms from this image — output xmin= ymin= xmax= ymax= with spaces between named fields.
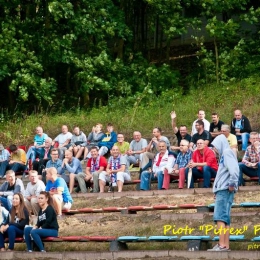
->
xmin=75 ymin=147 xmax=107 ymax=193
xmin=52 ymin=125 xmax=72 ymax=160
xmin=24 ymin=170 xmax=45 ymax=222
xmin=162 ymin=140 xmax=192 ymax=189
xmin=114 ymin=133 xmax=130 ymax=155
xmin=26 ymin=126 xmax=48 ymax=165
xmin=239 ymin=132 xmax=260 ymax=186
xmin=0 ymin=144 xmax=10 ymax=178
xmin=60 ymin=150 xmax=82 ymax=194
xmin=45 ymin=167 xmax=73 ymax=217
xmin=210 ymin=113 xmax=224 ymax=139
xmin=189 ymin=120 xmax=212 ymax=150
xmin=140 ymin=141 xmax=175 ymax=190
xmin=170 ymin=111 xmax=191 ymax=157
xmin=126 ymin=131 xmax=147 ymax=165
xmin=185 ymin=139 xmax=218 ymax=188
xmin=221 ymin=124 xmax=238 ymax=156
xmin=140 ymin=127 xmax=170 ymax=173
xmin=0 ymin=170 xmax=24 ymax=211
xmin=99 ymin=146 xmax=131 ymax=193
xmin=32 ymin=137 xmax=53 ymax=177
xmin=98 ymin=123 xmax=117 ymax=156
xmin=68 ymin=126 xmax=87 ymax=158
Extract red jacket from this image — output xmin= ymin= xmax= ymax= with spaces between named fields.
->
xmin=192 ymin=147 xmax=218 ymax=172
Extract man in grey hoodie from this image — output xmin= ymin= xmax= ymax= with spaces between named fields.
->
xmin=207 ymin=134 xmax=239 ymax=252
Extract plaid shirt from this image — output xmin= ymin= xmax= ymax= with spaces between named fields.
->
xmin=242 ymin=144 xmax=260 ymax=167
xmin=174 ymin=149 xmax=192 ymax=169
xmin=0 ymin=149 xmax=10 ymax=161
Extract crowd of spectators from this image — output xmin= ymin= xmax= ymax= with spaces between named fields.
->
xmin=0 ymin=108 xmax=257 ymax=252
xmin=0 ymin=109 xmax=257 ymax=195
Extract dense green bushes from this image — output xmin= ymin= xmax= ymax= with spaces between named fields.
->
xmin=0 ymin=1 xmax=260 ymax=112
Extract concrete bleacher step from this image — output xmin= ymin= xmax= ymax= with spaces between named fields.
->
xmin=2 ymin=171 xmax=260 ymax=254
xmin=54 ymin=186 xmax=260 ymax=252
xmin=2 ymin=250 xmax=260 ymax=260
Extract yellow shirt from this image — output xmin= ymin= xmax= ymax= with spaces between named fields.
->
xmin=227 ymin=134 xmax=237 ymax=147
xmin=11 ymin=149 xmax=27 ymax=165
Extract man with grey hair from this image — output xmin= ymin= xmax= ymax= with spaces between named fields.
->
xmin=140 ymin=140 xmax=175 ymax=190
xmin=126 ymin=131 xmax=147 ymax=165
xmin=0 ymin=170 xmax=24 ymax=211
xmin=162 ymin=139 xmax=192 ymax=189
xmin=140 ymin=127 xmax=170 ymax=174
xmin=221 ymin=124 xmax=237 ymax=155
xmin=32 ymin=137 xmax=53 ymax=177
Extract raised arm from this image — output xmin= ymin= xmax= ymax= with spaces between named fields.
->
xmin=170 ymin=111 xmax=178 ymax=134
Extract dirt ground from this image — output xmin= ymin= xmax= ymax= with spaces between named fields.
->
xmin=27 ymin=189 xmax=258 ymax=252
xmin=13 ymin=188 xmax=260 ymax=252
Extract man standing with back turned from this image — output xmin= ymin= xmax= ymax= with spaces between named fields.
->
xmin=208 ymin=134 xmax=239 ymax=251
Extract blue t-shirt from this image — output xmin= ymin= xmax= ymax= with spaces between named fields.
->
xmin=235 ymin=120 xmax=242 ymax=130
xmin=46 ymin=177 xmax=73 ymax=203
xmin=34 ymin=133 xmax=48 ymax=146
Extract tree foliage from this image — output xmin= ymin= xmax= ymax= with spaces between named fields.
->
xmin=0 ymin=0 xmax=260 ymax=111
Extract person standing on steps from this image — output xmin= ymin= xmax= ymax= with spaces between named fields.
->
xmin=207 ymin=134 xmax=239 ymax=252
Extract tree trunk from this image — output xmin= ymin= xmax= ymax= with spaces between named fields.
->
xmin=214 ymin=36 xmax=219 ymax=84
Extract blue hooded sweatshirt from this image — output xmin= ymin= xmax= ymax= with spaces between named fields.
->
xmin=211 ymin=134 xmax=239 ymax=193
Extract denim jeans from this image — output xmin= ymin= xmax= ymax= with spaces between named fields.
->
xmin=140 ymin=170 xmax=164 ymax=190
xmin=236 ymin=133 xmax=250 ymax=151
xmin=24 ymin=226 xmax=58 ymax=251
xmin=0 ymin=225 xmax=24 ymax=249
xmin=8 ymin=163 xmax=27 ymax=173
xmin=127 ymin=155 xmax=138 ymax=165
xmin=0 ymin=160 xmax=8 ymax=177
xmin=185 ymin=166 xmax=217 ymax=188
xmin=213 ymin=189 xmax=234 ymax=225
xmin=0 ymin=196 xmax=12 ymax=211
xmin=239 ymin=162 xmax=260 ymax=186
xmin=27 ymin=147 xmax=43 ymax=162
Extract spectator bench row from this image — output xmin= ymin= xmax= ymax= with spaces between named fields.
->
xmin=62 ymin=202 xmax=260 ymax=215
xmin=6 ymin=146 xmax=260 ymax=188
xmin=6 ymin=235 xmax=260 ymax=251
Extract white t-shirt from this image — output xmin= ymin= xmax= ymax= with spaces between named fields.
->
xmin=24 ymin=180 xmax=46 ymax=197
xmin=191 ymin=119 xmax=210 ymax=135
xmin=54 ymin=132 xmax=73 ymax=145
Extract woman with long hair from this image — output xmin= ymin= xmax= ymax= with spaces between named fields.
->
xmin=24 ymin=191 xmax=59 ymax=252
xmin=0 ymin=193 xmax=29 ymax=251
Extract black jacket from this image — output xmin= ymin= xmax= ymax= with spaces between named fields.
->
xmin=231 ymin=115 xmax=252 ymax=134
